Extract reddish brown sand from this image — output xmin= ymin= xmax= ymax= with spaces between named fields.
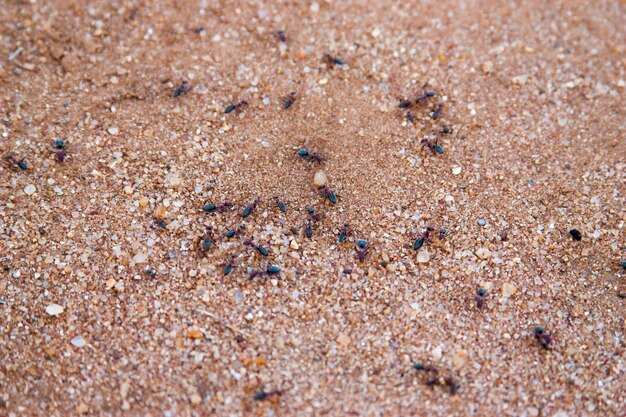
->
xmin=1 ymin=0 xmax=625 ymax=416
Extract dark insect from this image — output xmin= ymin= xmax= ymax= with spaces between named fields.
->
xmin=4 ymin=154 xmax=27 ymax=171
xmin=194 ymin=27 xmax=205 ymax=34
xmin=284 ymin=92 xmax=296 ymax=109
xmin=569 ymin=229 xmax=582 ymax=241
xmin=322 ymin=53 xmax=344 ymax=67
xmin=249 ymin=265 xmax=281 ymax=279
xmin=276 ymin=30 xmax=287 ymax=43
xmin=244 ymin=239 xmax=269 ymax=256
xmin=406 ymin=111 xmax=415 ymax=124
xmin=621 ymin=260 xmax=626 ymax=269
xmin=398 ymin=100 xmax=413 ymax=108
xmin=203 ymin=200 xmax=233 ymax=213
xmin=534 ymin=326 xmax=552 ymax=350
xmin=442 ymin=126 xmax=452 ymax=134
xmin=297 ymin=148 xmax=324 ymax=163
xmin=242 ymin=198 xmax=259 ymax=218
xmin=253 ymin=389 xmax=283 ymax=401
xmin=476 ymin=287 xmax=486 ymax=309
xmin=421 ymin=137 xmax=444 ymax=155
xmin=318 ymin=185 xmax=337 ymax=204
xmin=145 ymin=268 xmax=157 ymax=278
xmin=56 ymin=149 xmax=67 ymax=163
xmin=305 ymin=220 xmax=313 ymax=238
xmin=173 ymin=81 xmax=192 ymax=97
xmin=338 ymin=223 xmax=351 ymax=243
xmin=274 ymin=196 xmax=286 ymax=213
xmin=55 ymin=139 xmax=66 ymax=149
xmin=200 ymin=227 xmax=213 ymax=252
xmin=155 ymin=219 xmax=167 ymax=229
xmin=415 ymin=90 xmax=436 ymax=105
xmin=413 ymin=226 xmax=435 ymax=250
xmin=223 ymin=255 xmax=236 ymax=276
xmin=432 ymin=102 xmax=444 ymax=120
xmin=304 ymin=207 xmax=320 ymax=238
xmin=225 ymin=225 xmax=243 ymax=238
xmin=413 ymin=363 xmax=458 ymax=394
xmin=224 ymin=100 xmax=248 ymax=114
xmin=356 ymin=240 xmax=369 ymax=262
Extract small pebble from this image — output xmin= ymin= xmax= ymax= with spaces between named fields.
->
xmin=451 ymin=166 xmax=462 ymax=175
xmin=477 ymin=219 xmax=486 ymax=226
xmin=45 ymin=304 xmax=64 ymax=316
xmin=416 ymin=249 xmax=430 ymax=263
xmin=476 ymin=247 xmax=491 ymax=259
xmin=24 ymin=184 xmax=36 ymax=195
xmin=313 ymin=170 xmax=327 ymax=187
xmin=107 ymin=127 xmax=119 ymax=135
xmin=501 ymin=283 xmax=517 ymax=297
xmin=71 ymin=335 xmax=87 ymax=348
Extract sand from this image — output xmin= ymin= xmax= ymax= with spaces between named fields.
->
xmin=1 ymin=0 xmax=625 ymax=416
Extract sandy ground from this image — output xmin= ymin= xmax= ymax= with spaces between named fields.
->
xmin=1 ymin=0 xmax=625 ymax=416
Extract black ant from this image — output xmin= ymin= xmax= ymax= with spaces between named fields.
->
xmin=412 ymin=226 xmax=448 ymax=250
xmin=276 ymin=30 xmax=287 ymax=43
xmin=200 ymin=227 xmax=213 ymax=252
xmin=534 ymin=327 xmax=552 ymax=350
xmin=441 ymin=125 xmax=452 ymax=134
xmin=318 ymin=185 xmax=337 ymax=204
xmin=224 ymin=100 xmax=248 ymax=114
xmin=173 ymin=81 xmax=192 ymax=97
xmin=421 ymin=137 xmax=444 ymax=155
xmin=476 ymin=287 xmax=486 ymax=309
xmin=322 ymin=53 xmax=343 ymax=67
xmin=249 ymin=265 xmax=281 ymax=279
xmin=413 ymin=363 xmax=458 ymax=394
xmin=431 ymin=102 xmax=444 ymax=120
xmin=284 ymin=92 xmax=296 ymax=109
xmin=297 ymin=148 xmax=324 ymax=163
xmin=225 ymin=225 xmax=244 ymax=238
xmin=338 ymin=223 xmax=351 ymax=243
xmin=253 ymin=388 xmax=283 ymax=401
xmin=4 ymin=153 xmax=27 ymax=171
xmin=304 ymin=207 xmax=320 ymax=238
xmin=203 ymin=200 xmax=233 ymax=213
xmin=56 ymin=149 xmax=67 ymax=163
xmin=244 ymin=239 xmax=269 ymax=257
xmin=415 ymin=90 xmax=436 ymax=105
xmin=274 ymin=196 xmax=286 ymax=213
xmin=355 ymin=239 xmax=369 ymax=262
xmin=223 ymin=254 xmax=237 ymax=276
xmin=398 ymin=99 xmax=413 ymax=108
xmin=406 ymin=111 xmax=415 ymax=124
xmin=242 ymin=198 xmax=259 ymax=218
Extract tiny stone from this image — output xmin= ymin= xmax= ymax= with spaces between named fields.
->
xmin=71 ymin=335 xmax=87 ymax=348
xmin=476 ymin=247 xmax=491 ymax=259
xmin=482 ymin=60 xmax=494 ymax=73
xmin=451 ymin=166 xmax=462 ymax=175
xmin=107 ymin=127 xmax=119 ymax=135
xmin=313 ymin=170 xmax=327 ymax=186
xmin=24 ymin=184 xmax=36 ymax=195
xmin=190 ymin=394 xmax=202 ymax=406
xmin=337 ymin=333 xmax=351 ymax=347
xmin=416 ymin=249 xmax=430 ymax=263
xmin=502 ymin=283 xmax=517 ymax=297
xmin=432 ymin=345 xmax=443 ymax=361
xmin=45 ymin=304 xmax=64 ymax=316
xmin=477 ymin=219 xmax=486 ymax=226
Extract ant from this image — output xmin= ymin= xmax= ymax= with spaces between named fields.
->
xmin=253 ymin=388 xmax=283 ymax=401
xmin=283 ymin=92 xmax=296 ymax=110
xmin=244 ymin=239 xmax=270 ymax=256
xmin=276 ymin=30 xmax=287 ymax=43
xmin=398 ymin=99 xmax=413 ymax=109
xmin=297 ymin=148 xmax=324 ymax=163
xmin=441 ymin=125 xmax=452 ymax=134
xmin=421 ymin=137 xmax=444 ymax=155
xmin=413 ymin=363 xmax=458 ymax=394
xmin=51 ymin=139 xmax=68 ymax=163
xmin=200 ymin=227 xmax=213 ymax=252
xmin=274 ymin=196 xmax=286 ymax=213
xmin=355 ymin=239 xmax=369 ymax=262
xmin=242 ymin=197 xmax=259 ymax=218
xmin=431 ymin=102 xmax=444 ymax=120
xmin=412 ymin=226 xmax=448 ymax=250
xmin=203 ymin=200 xmax=233 ymax=213
xmin=318 ymin=185 xmax=337 ymax=204
xmin=476 ymin=287 xmax=487 ymax=309
xmin=338 ymin=223 xmax=351 ymax=243
xmin=223 ymin=254 xmax=237 ymax=276
xmin=224 ymin=100 xmax=248 ymax=114
xmin=173 ymin=81 xmax=192 ymax=97
xmin=322 ymin=53 xmax=343 ymax=67
xmin=415 ymin=90 xmax=436 ymax=105
xmin=4 ymin=153 xmax=27 ymax=171
xmin=304 ymin=207 xmax=320 ymax=238
xmin=249 ymin=265 xmax=281 ymax=279
xmin=534 ymin=327 xmax=552 ymax=350
xmin=225 ymin=225 xmax=244 ymax=238
xmin=406 ymin=111 xmax=415 ymax=124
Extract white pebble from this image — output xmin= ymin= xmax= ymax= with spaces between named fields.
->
xmin=313 ymin=170 xmax=327 ymax=186
xmin=24 ymin=184 xmax=36 ymax=195
xmin=451 ymin=166 xmax=462 ymax=175
xmin=108 ymin=127 xmax=119 ymax=135
xmin=45 ymin=304 xmax=64 ymax=316
xmin=71 ymin=335 xmax=87 ymax=348
xmin=416 ymin=249 xmax=430 ymax=263
xmin=476 ymin=247 xmax=491 ymax=259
